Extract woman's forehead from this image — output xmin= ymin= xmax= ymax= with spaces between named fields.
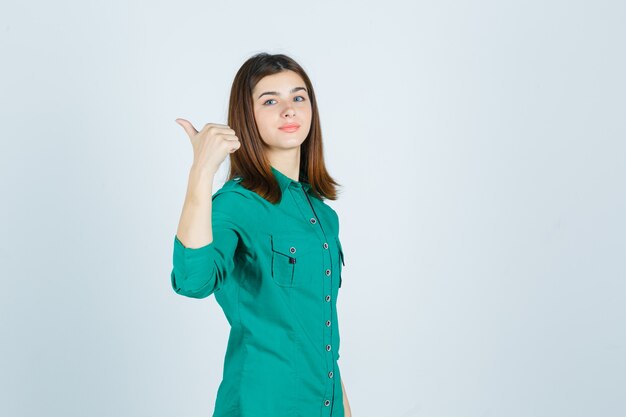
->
xmin=253 ymin=71 xmax=306 ymax=95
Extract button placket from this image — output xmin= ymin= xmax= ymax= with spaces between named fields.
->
xmin=299 ymin=186 xmax=336 ymax=409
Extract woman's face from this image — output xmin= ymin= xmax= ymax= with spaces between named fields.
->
xmin=252 ymin=70 xmax=312 ymax=154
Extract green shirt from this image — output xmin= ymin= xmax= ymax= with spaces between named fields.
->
xmin=171 ymin=165 xmax=346 ymax=417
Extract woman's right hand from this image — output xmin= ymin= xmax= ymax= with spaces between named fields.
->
xmin=175 ymin=119 xmax=241 ymax=174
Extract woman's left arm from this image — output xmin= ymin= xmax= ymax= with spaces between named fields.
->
xmin=341 ymin=377 xmax=352 ymax=416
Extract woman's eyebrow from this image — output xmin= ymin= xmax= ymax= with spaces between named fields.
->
xmin=257 ymin=86 xmax=307 ymax=99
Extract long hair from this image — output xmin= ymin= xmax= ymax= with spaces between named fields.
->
xmin=227 ymin=52 xmax=341 ymax=204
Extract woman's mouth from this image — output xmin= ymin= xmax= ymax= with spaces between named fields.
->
xmin=279 ymin=124 xmax=300 ymax=133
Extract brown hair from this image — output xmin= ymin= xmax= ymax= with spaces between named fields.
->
xmin=226 ymin=52 xmax=341 ymax=204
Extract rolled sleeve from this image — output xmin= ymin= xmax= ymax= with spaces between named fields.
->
xmin=170 ymin=190 xmax=246 ymax=299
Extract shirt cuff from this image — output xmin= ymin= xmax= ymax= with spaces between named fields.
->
xmin=171 ymin=235 xmax=219 ymax=298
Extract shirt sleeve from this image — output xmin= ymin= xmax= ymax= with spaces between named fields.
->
xmin=170 ymin=189 xmax=248 ymax=299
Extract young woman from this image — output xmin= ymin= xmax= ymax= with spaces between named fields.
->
xmin=171 ymin=53 xmax=351 ymax=417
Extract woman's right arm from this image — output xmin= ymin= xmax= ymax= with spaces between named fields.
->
xmin=170 ymin=119 xmax=241 ymax=298
xmin=175 ymin=165 xmax=216 ymax=249
xmin=174 ymin=119 xmax=240 ymax=248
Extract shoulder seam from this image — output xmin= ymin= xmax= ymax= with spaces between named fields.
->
xmin=212 ymin=183 xmax=255 ymax=201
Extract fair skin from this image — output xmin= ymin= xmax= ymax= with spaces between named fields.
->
xmin=175 ymin=70 xmax=351 ymax=415
xmin=251 ymin=69 xmax=312 ymax=181
xmin=252 ymin=70 xmax=352 ymax=416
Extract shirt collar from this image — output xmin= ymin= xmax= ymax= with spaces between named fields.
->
xmin=270 ymin=165 xmax=312 ymax=194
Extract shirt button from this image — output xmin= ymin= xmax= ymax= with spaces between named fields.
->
xmin=328 ymin=371 xmax=334 ymax=378
xmin=289 ymin=247 xmax=296 ymax=254
xmin=324 ymin=400 xmax=331 ymax=406
xmin=323 ymin=242 xmax=328 ymax=249
xmin=310 ymin=217 xmax=317 ymax=224
xmin=325 ymin=295 xmax=331 ymax=302
xmin=326 ymin=320 xmax=331 ymax=327
xmin=326 ymin=344 xmax=331 ymax=351
xmin=325 ymin=269 xmax=331 ymax=276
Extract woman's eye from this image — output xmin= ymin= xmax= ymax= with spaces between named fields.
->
xmin=263 ymin=96 xmax=306 ymax=105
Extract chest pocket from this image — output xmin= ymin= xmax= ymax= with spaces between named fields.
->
xmin=336 ymin=237 xmax=345 ymax=288
xmin=270 ymin=234 xmax=319 ymax=287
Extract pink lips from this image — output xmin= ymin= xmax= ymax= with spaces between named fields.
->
xmin=279 ymin=124 xmax=300 ymax=133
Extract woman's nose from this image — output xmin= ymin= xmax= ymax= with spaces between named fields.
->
xmin=282 ymin=103 xmax=296 ymax=117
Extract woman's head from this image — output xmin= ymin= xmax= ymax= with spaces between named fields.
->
xmin=251 ymin=69 xmax=312 ymax=161
xmin=227 ymin=52 xmax=340 ymax=203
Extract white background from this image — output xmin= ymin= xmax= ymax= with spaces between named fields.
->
xmin=1 ymin=1 xmax=625 ymax=416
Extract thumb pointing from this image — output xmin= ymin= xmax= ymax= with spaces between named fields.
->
xmin=175 ymin=118 xmax=198 ymax=139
